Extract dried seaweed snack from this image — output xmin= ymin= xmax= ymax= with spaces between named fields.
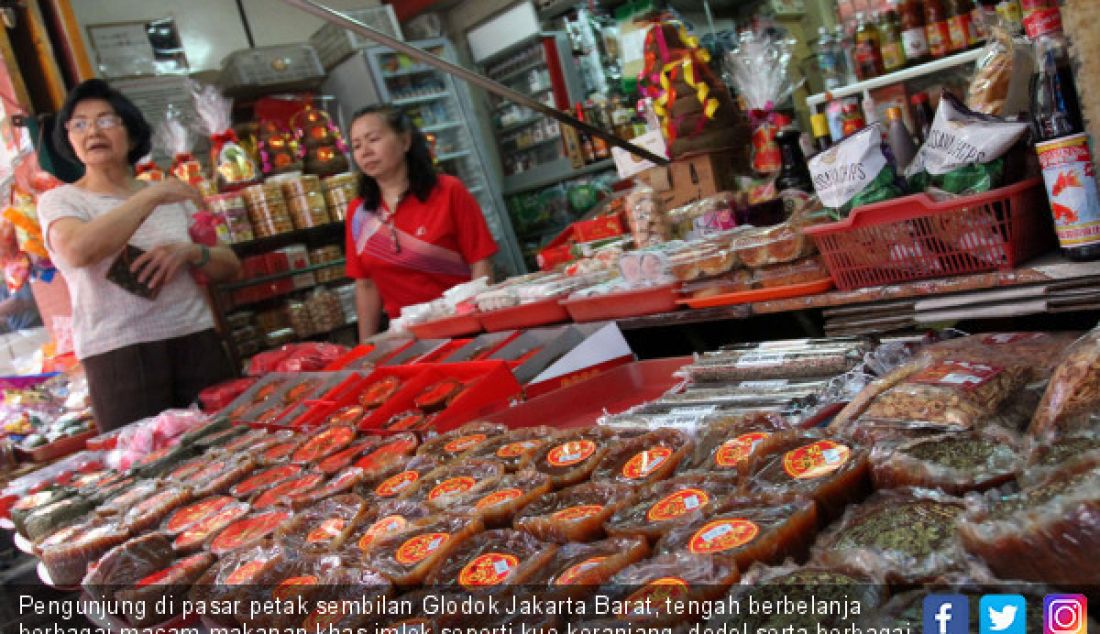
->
xmin=189 ymin=454 xmax=257 ymax=498
xmin=449 ymin=469 xmax=552 ymax=527
xmin=354 ymin=432 xmax=419 ymax=475
xmin=416 ymin=421 xmax=509 ymax=461
xmin=82 ymin=532 xmax=173 ymax=600
xmin=1030 ymin=328 xmax=1100 ymax=439
xmin=871 ymin=432 xmax=1021 ymax=494
xmin=462 ymin=426 xmax=558 ymax=472
xmin=591 ymin=429 xmax=691 ymax=486
xmin=1019 ymin=431 xmax=1100 ymax=488
xmin=364 ymin=454 xmax=446 ymax=503
xmin=812 ymin=488 xmax=967 ymax=584
xmin=958 ymin=463 xmax=1100 ymax=585
xmin=605 ymin=473 xmax=741 ymax=542
xmin=207 ymin=508 xmax=293 ymax=557
xmin=533 ymin=427 xmax=619 ymax=488
xmin=747 ymin=432 xmax=871 ymax=522
xmin=317 ymin=437 xmax=379 ymax=474
xmin=291 ymin=424 xmax=357 ymax=465
xmin=40 ymin=518 xmax=130 ymax=586
xmin=424 ymin=528 xmax=558 ymax=589
xmin=163 ymin=495 xmax=238 ymax=536
xmin=365 ymin=513 xmax=484 ymax=586
xmin=527 ymin=536 xmax=650 ymax=593
xmin=289 ymin=466 xmax=369 ymax=510
xmin=514 ymin=481 xmax=637 ymax=543
xmin=122 ymin=485 xmax=193 ymax=534
xmin=229 ymin=463 xmax=303 ymax=500
xmin=407 ymin=459 xmax=506 ymax=511
xmin=327 ymin=404 xmax=367 ymax=426
xmin=172 ymin=500 xmax=250 ymax=553
xmin=685 ymin=344 xmax=866 ymax=383
xmin=358 ymin=375 xmax=402 ymax=410
xmin=597 ymin=552 xmax=739 ymax=626
xmin=277 ymin=494 xmax=368 ymax=554
xmin=251 ymin=470 xmax=325 ymax=510
xmin=344 ymin=499 xmax=432 ymax=558
xmin=656 ymin=494 xmax=817 ymax=569
xmin=679 ymin=413 xmax=793 ymax=474
xmin=11 ymin=487 xmax=74 ymax=538
xmin=712 ymin=563 xmax=885 ymax=633
xmin=112 ymin=551 xmax=215 ymax=627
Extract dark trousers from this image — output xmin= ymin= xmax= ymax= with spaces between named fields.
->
xmin=82 ymin=329 xmax=233 ymax=433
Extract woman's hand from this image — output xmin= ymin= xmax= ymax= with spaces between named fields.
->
xmin=131 ymin=242 xmax=199 ymax=289
xmin=139 ymin=179 xmax=204 ymax=211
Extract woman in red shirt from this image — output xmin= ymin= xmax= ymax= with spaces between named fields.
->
xmin=345 ymin=105 xmax=498 ymax=339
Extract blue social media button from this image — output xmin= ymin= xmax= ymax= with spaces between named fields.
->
xmin=981 ymin=595 xmax=1027 ymax=634
xmin=924 ymin=594 xmax=969 ymax=634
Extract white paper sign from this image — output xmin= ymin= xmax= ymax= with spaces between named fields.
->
xmin=612 ymin=130 xmax=668 ymax=179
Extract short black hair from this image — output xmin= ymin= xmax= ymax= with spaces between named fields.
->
xmin=348 ymin=104 xmax=437 ymax=210
xmin=52 ymin=78 xmax=152 ymax=166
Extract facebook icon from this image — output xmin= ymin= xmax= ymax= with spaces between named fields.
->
xmin=924 ymin=594 xmax=970 ymax=634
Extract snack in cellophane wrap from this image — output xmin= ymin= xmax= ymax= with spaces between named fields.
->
xmin=808 ymin=124 xmax=906 ymax=219
xmin=114 ymin=552 xmax=216 ymax=627
xmin=448 ymin=469 xmax=552 ymax=527
xmin=20 ymin=496 xmax=95 ymax=543
xmin=171 ymin=499 xmax=250 ymax=554
xmin=290 ymin=424 xmax=357 ymax=465
xmin=966 ymin=24 xmax=1034 ymax=117
xmin=207 ymin=508 xmax=293 ymax=557
xmin=250 ymin=470 xmax=325 ymax=510
xmin=728 ymin=221 xmax=817 ymax=268
xmin=276 ymin=493 xmax=369 ymax=554
xmin=1018 ymin=427 xmax=1100 ymax=488
xmin=243 ymin=553 xmax=352 ymax=630
xmin=514 ymin=481 xmax=637 ymax=543
xmin=353 ymin=432 xmax=419 ymax=478
xmin=121 ymin=485 xmax=193 ymax=534
xmin=298 ymin=573 xmax=392 ymax=634
xmin=656 ymin=493 xmax=818 ymax=571
xmin=957 ymin=462 xmax=1100 ymax=585
xmin=363 ymin=454 xmax=447 ymax=504
xmin=811 ymin=487 xmax=968 ymax=584
xmin=415 ymin=421 xmax=509 ymax=462
xmin=1029 ymin=327 xmax=1100 ymax=439
xmin=365 ymin=513 xmax=484 ymax=585
xmin=343 ymin=499 xmax=432 ymax=559
xmin=527 ymin=535 xmax=650 ymax=597
xmin=870 ymin=432 xmax=1022 ymax=494
xmin=256 ymin=433 xmax=304 ymax=466
xmin=187 ymin=453 xmax=256 ymax=498
xmin=591 ymin=429 xmax=692 ymax=486
xmin=191 ymin=82 xmax=260 ymax=193
xmin=229 ymin=464 xmax=303 ymax=500
xmin=424 ymin=528 xmax=558 ymax=590
xmin=597 ymin=552 xmax=739 ymax=626
xmin=462 ymin=426 xmax=558 ymax=472
xmin=316 ymin=437 xmax=378 ymax=475
xmin=533 ymin=427 xmax=619 ymax=488
xmin=683 ymin=338 xmax=872 ymax=383
xmin=623 ymin=184 xmax=670 ymax=248
xmin=188 ymin=543 xmax=288 ymax=627
xmin=746 ymin=431 xmax=871 ymax=522
xmin=95 ymin=480 xmax=161 ymax=519
xmin=405 ymin=459 xmax=506 ymax=511
xmin=39 ymin=517 xmax=130 ymax=586
xmin=753 ymin=257 xmax=830 ymax=288
xmin=678 ymin=412 xmax=793 ymax=474
xmin=11 ymin=488 xmax=76 ymax=540
xmin=604 ymin=472 xmax=741 ymax=542
xmin=82 ymin=532 xmax=174 ymax=600
xmin=288 ymin=466 xmax=369 ymax=510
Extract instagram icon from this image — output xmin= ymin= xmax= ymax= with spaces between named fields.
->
xmin=1045 ymin=595 xmax=1088 ymax=634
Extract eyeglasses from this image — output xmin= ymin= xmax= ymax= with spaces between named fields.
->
xmin=65 ymin=114 xmax=123 ymax=134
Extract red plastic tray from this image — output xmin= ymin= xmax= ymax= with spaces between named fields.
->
xmin=485 ymin=357 xmax=690 ymax=430
xmin=802 ymin=178 xmax=1053 ymax=291
xmin=479 ymin=297 xmax=571 ymax=332
xmin=678 ymin=277 xmax=834 ymax=309
xmin=409 ymin=312 xmax=483 ymax=339
xmin=17 ymin=430 xmax=96 ymax=463
xmin=560 ymin=283 xmax=681 ymax=322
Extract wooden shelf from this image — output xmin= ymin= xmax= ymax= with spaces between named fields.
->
xmin=219 ymin=259 xmax=346 ymax=292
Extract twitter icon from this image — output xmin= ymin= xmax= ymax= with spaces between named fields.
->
xmin=982 ymin=595 xmax=1027 ymax=634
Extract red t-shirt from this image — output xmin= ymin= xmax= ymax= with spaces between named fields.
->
xmin=345 ymin=174 xmax=498 ymax=318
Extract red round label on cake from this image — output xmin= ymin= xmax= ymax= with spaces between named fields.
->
xmin=358 ymin=515 xmax=407 ymax=552
xmin=209 ymin=510 xmax=291 ymax=555
xmin=444 ymin=434 xmax=487 ymax=454
xmin=318 ymin=443 xmax=367 ymax=474
xmin=551 ymin=504 xmax=603 ymax=521
xmin=688 ymin=518 xmax=760 ymax=554
xmin=622 ymin=446 xmax=673 ymax=480
xmin=225 ymin=560 xmax=266 ymax=585
xmin=273 ymin=575 xmax=318 ymax=601
xmin=166 ymin=496 xmax=233 ymax=533
xmin=135 ymin=553 xmax=208 ymax=587
xmin=547 ymin=440 xmax=596 ymax=467
xmin=307 ymin=518 xmax=346 ymax=544
xmin=173 ymin=504 xmax=249 ymax=551
xmin=646 ymin=488 xmax=711 ymax=522
xmin=394 ymin=532 xmax=449 ymax=565
xmin=458 ymin=552 xmax=518 ymax=588
xmin=620 ymin=578 xmax=689 ymax=617
xmin=263 ymin=442 xmax=298 ymax=462
xmin=388 ymin=413 xmax=424 ymax=431
xmin=310 ymin=467 xmax=363 ymax=497
xmin=715 ymin=432 xmax=770 ymax=468
xmin=910 ymin=361 xmax=1003 ymax=391
xmin=497 ymin=440 xmax=540 ymax=459
xmin=555 ymin=556 xmax=608 ymax=586
xmin=375 ymin=470 xmax=419 ymax=498
xmin=782 ymin=440 xmax=851 ymax=480
xmin=428 ymin=476 xmax=476 ymax=501
xmin=475 ymin=488 xmax=524 ymax=509
xmin=293 ymin=426 xmax=356 ymax=464
xmin=253 ymin=473 xmax=324 ymax=509
xmin=328 ymin=406 xmax=365 ymax=426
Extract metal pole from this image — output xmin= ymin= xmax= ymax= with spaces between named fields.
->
xmin=279 ymin=0 xmax=669 ymax=166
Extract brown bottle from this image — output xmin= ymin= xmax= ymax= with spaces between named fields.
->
xmin=899 ymin=0 xmax=931 ymax=64
xmin=946 ymin=0 xmax=973 ymax=52
xmin=853 ymin=12 xmax=885 ymax=80
xmin=574 ymin=103 xmax=596 ymax=164
xmin=879 ymin=10 xmax=907 ymax=72
xmin=925 ymin=0 xmax=952 ymax=59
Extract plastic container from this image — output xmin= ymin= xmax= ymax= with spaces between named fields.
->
xmin=322 ymin=172 xmax=357 ymax=221
xmin=281 ymin=175 xmax=332 ymax=229
xmin=802 ymin=178 xmax=1053 ymax=290
xmin=408 ymin=313 xmax=483 ymax=339
xmin=241 ymin=183 xmax=294 ymax=238
xmin=679 ymin=278 xmax=834 ymax=309
xmin=205 ymin=192 xmax=254 ymax=243
xmin=479 ymin=297 xmax=571 ymax=332
xmin=560 ymin=283 xmax=681 ymax=322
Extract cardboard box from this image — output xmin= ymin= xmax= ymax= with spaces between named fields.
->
xmin=667 ymin=151 xmax=740 ymax=207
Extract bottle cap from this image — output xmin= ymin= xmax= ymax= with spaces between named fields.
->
xmin=910 ymin=92 xmax=929 ymax=105
xmin=1024 ymin=7 xmax=1062 ymax=39
xmin=811 ymin=113 xmax=830 ymax=137
xmin=886 ymin=106 xmax=903 ymax=121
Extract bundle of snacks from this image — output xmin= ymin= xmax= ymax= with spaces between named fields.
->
xmin=365 ymin=513 xmax=484 ymax=585
xmin=809 ymin=124 xmax=906 ymax=219
xmin=424 ymin=528 xmax=558 ymax=589
xmin=604 ymin=472 xmax=741 ymax=541
xmin=591 ymin=429 xmax=691 ymax=485
xmin=514 ymin=481 xmax=637 ymax=543
xmin=449 ymin=470 xmax=553 ymax=527
xmin=683 ymin=338 xmax=872 ymax=382
xmin=870 ymin=432 xmax=1021 ymax=494
xmin=1029 ymin=327 xmax=1100 ymax=438
xmin=527 ymin=535 xmax=650 ymax=593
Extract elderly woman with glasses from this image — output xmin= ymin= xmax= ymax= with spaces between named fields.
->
xmin=36 ymin=79 xmax=241 ymax=432
xmin=344 ymin=104 xmax=498 ymax=339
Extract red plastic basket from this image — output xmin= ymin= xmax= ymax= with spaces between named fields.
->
xmin=801 ymin=179 xmax=1053 ymax=291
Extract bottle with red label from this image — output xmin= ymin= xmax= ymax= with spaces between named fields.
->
xmin=899 ymin=0 xmax=931 ymax=64
xmin=853 ymin=12 xmax=885 ymax=80
xmin=925 ymin=0 xmax=952 ymax=59
xmin=879 ymin=9 xmax=907 ymax=72
xmin=841 ymin=103 xmax=866 ymax=137
xmin=946 ymin=0 xmax=974 ymax=52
